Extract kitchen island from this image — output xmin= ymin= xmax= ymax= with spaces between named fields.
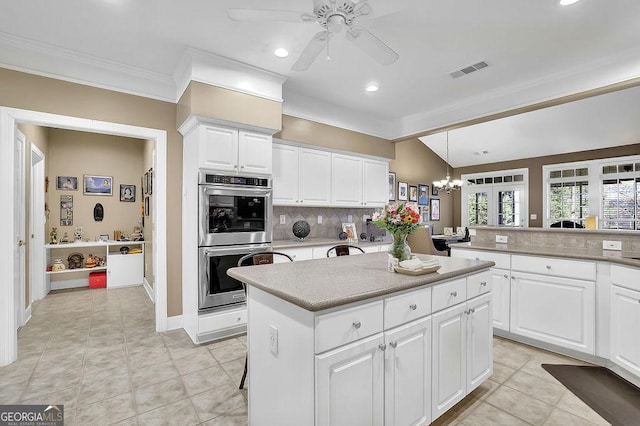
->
xmin=228 ymin=252 xmax=495 ymax=425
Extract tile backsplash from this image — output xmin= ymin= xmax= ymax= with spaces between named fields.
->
xmin=273 ymin=206 xmax=386 ymax=241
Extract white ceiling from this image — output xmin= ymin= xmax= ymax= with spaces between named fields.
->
xmin=1 ymin=0 xmax=640 ymax=163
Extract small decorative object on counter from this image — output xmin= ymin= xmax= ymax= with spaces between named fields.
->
xmin=120 ymin=246 xmax=130 ymax=254
xmin=52 ymin=259 xmax=66 ymax=271
xmin=360 ymin=232 xmax=368 ymax=241
xmin=85 ymin=254 xmax=97 ymax=268
xmin=94 ymin=255 xmax=105 ymax=266
xmin=49 ymin=227 xmax=58 ymax=244
xmin=67 ymin=252 xmax=84 ymax=269
xmin=372 ymin=203 xmax=421 ymax=272
xmin=292 ymin=220 xmax=310 ymax=241
xmin=338 ymin=231 xmax=347 ymax=240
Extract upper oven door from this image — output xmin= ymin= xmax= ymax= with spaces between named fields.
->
xmin=199 ymin=185 xmax=272 ymax=246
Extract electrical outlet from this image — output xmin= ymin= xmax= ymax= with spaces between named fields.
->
xmin=363 ymin=214 xmax=371 ymax=222
xmin=496 ymin=235 xmax=508 ymax=243
xmin=347 ymin=214 xmax=353 ymax=223
xmin=603 ymin=240 xmax=622 ymax=251
xmin=279 ymin=215 xmax=286 ymax=225
xmin=469 ymin=229 xmax=477 ymax=236
xmin=317 ymin=215 xmax=322 ymax=224
xmin=530 ymin=213 xmax=537 ymax=220
xmin=269 ymin=325 xmax=278 ymax=355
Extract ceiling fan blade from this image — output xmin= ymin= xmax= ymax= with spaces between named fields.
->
xmin=227 ymin=9 xmax=314 ymax=23
xmin=292 ymin=31 xmax=330 ymax=71
xmin=346 ymin=26 xmax=399 ymax=66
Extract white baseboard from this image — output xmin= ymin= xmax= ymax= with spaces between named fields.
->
xmin=166 ymin=315 xmax=184 ymax=331
xmin=143 ymin=278 xmax=154 ymax=303
xmin=23 ymin=305 xmax=32 ymax=326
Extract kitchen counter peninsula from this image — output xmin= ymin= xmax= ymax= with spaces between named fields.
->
xmin=228 ymin=252 xmax=495 ymax=425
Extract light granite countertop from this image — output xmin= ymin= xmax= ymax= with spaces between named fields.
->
xmin=227 ymin=252 xmax=494 ymax=312
xmin=451 ymin=242 xmax=640 ymax=268
xmin=272 ymin=237 xmax=389 ymax=250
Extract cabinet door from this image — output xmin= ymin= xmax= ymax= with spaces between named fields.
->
xmin=198 ymin=125 xmax=238 ymax=172
xmin=466 ymin=293 xmax=493 ymax=393
xmin=610 ymin=285 xmax=640 ymax=377
xmin=316 ymin=334 xmax=384 ymax=426
xmin=362 ymin=159 xmax=388 ymax=207
xmin=384 ymin=317 xmax=431 ymax=426
xmin=511 ymin=272 xmax=595 ymax=354
xmin=273 ymin=144 xmax=299 ymax=205
xmin=299 ymin=148 xmax=331 ymax=206
xmin=238 ymin=131 xmax=272 ymax=175
xmin=107 ymin=253 xmax=144 ymax=288
xmin=491 ymin=268 xmax=511 ymax=331
xmin=331 ymin=153 xmax=362 ymax=207
xmin=431 ymin=303 xmax=467 ymax=421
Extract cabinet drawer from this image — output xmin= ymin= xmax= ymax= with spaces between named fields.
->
xmin=384 ymin=287 xmax=432 ymax=329
xmin=432 ymin=278 xmax=467 ymax=312
xmin=199 ymin=308 xmax=247 ymax=333
xmin=315 ymin=301 xmax=383 ymax=353
xmin=467 ymin=270 xmax=492 ymax=299
xmin=511 ymin=255 xmax=595 ymax=281
xmin=611 ymin=264 xmax=640 ymax=292
xmin=452 ymin=249 xmax=510 ymax=270
xmin=280 ymin=247 xmax=313 ymax=262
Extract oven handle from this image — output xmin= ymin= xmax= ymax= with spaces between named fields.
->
xmin=201 ymin=244 xmax=272 ymax=257
xmin=200 ymin=185 xmax=272 ymax=196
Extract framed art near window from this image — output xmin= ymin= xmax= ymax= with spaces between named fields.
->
xmin=398 ymin=182 xmax=408 ymax=201
xmin=389 ymin=172 xmax=396 ymax=201
xmin=430 ymin=198 xmax=440 ymax=221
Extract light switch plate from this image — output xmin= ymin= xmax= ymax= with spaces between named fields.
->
xmin=603 ymin=240 xmax=622 ymax=251
xmin=279 ymin=215 xmax=286 ymax=225
xmin=317 ymin=215 xmax=323 ymax=224
xmin=530 ymin=213 xmax=537 ymax=220
xmin=347 ymin=214 xmax=353 ymax=223
xmin=496 ymin=235 xmax=508 ymax=243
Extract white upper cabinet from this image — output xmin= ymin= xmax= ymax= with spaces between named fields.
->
xmin=272 ymin=144 xmax=300 ymax=204
xmin=299 ymin=148 xmax=332 ymax=206
xmin=363 ymin=159 xmax=389 ymax=207
xmin=331 ymin=153 xmax=363 ymax=207
xmin=198 ymin=124 xmax=272 ymax=175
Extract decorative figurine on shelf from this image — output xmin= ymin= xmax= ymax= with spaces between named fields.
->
xmin=67 ymin=253 xmax=84 ymax=269
xmin=94 ymin=255 xmax=105 ymax=267
xmin=52 ymin=259 xmax=65 ymax=271
xmin=60 ymin=232 xmax=70 ymax=244
xmin=74 ymin=226 xmax=84 ymax=242
xmin=49 ymin=227 xmax=58 ymax=244
xmin=131 ymin=225 xmax=143 ymax=241
xmin=85 ymin=254 xmax=97 ymax=268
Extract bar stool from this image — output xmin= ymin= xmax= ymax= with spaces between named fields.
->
xmin=326 ymin=244 xmax=366 ymax=257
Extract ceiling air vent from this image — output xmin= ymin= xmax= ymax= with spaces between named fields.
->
xmin=449 ymin=61 xmax=489 ymax=79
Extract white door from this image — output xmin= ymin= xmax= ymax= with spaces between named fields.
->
xmin=384 ymin=316 xmax=431 ymax=426
xmin=610 ymin=285 xmax=640 ymax=377
xmin=316 ymin=334 xmax=385 ymax=426
xmin=431 ymin=303 xmax=467 ymax=420
xmin=198 ymin=125 xmax=238 ymax=172
xmin=30 ymin=144 xmax=46 ymax=302
xmin=238 ymin=131 xmax=272 ymax=175
xmin=331 ymin=153 xmax=362 ymax=207
xmin=463 ymin=184 xmax=526 ymax=227
xmin=299 ymin=148 xmax=331 ymax=206
xmin=272 ymin=144 xmax=299 ymax=205
xmin=14 ymin=130 xmax=26 ymax=328
xmin=490 ymin=268 xmax=511 ymax=331
xmin=466 ymin=293 xmax=493 ymax=392
xmin=511 ymin=272 xmax=595 ymax=354
xmin=362 ymin=159 xmax=388 ymax=207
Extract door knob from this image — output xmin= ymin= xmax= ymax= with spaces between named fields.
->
xmin=17 ymin=240 xmax=25 ymax=247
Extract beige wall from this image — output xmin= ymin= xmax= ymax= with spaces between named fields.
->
xmin=177 ymin=81 xmax=282 ymax=131
xmin=453 ymin=143 xmax=640 ymax=227
xmin=390 ymin=138 xmax=453 ymax=234
xmin=276 ymin=115 xmax=395 ymax=159
xmin=1 ymin=67 xmax=183 ymax=317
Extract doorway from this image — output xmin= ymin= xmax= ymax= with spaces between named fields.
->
xmin=30 ymin=144 xmax=46 ymax=305
xmin=14 ymin=130 xmax=26 ymax=330
xmin=0 ymin=107 xmax=168 ymax=366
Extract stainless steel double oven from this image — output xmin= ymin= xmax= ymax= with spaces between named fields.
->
xmin=198 ymin=171 xmax=272 ymax=312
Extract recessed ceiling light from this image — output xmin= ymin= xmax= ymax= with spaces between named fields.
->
xmin=274 ymin=48 xmax=289 ymax=58
xmin=559 ymin=0 xmax=580 ymax=6
xmin=365 ymin=84 xmax=379 ymax=92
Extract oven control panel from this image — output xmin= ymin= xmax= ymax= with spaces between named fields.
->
xmin=202 ymin=174 xmax=270 ymax=187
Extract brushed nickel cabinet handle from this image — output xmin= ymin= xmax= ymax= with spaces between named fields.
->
xmin=480 ymin=281 xmax=487 ymax=286
xmin=379 ymin=343 xmax=386 ymax=351
xmin=353 ymin=321 xmax=362 ymax=329
xmin=409 ymin=303 xmax=417 ymax=310
xmin=451 ymin=291 xmax=458 ymax=297
xmin=389 ymin=341 xmax=397 ymax=349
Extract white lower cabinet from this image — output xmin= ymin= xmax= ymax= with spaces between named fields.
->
xmin=384 ymin=317 xmax=432 ymax=426
xmin=107 ymin=253 xmax=144 ymax=288
xmin=510 ymin=271 xmax=595 ymax=354
xmin=490 ymin=268 xmax=511 ymax=331
xmin=316 ymin=333 xmax=385 ymax=426
xmin=466 ymin=293 xmax=493 ymax=392
xmin=610 ymin=264 xmax=640 ymax=378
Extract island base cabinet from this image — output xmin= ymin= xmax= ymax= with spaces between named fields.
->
xmin=490 ymin=268 xmax=511 ymax=332
xmin=467 ymin=293 xmax=493 ymax=392
xmin=510 ymin=272 xmax=595 ymax=355
xmin=315 ymin=334 xmax=385 ymax=426
xmin=610 ymin=285 xmax=640 ymax=378
xmin=384 ymin=317 xmax=432 ymax=426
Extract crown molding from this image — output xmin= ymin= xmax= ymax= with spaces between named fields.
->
xmin=0 ymin=31 xmax=176 ymax=102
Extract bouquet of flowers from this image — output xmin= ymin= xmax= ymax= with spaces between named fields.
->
xmin=372 ymin=203 xmax=421 ymax=235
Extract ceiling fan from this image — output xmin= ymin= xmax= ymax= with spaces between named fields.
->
xmin=228 ymin=0 xmax=399 ymax=71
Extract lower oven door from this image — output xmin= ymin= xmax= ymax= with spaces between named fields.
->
xmin=198 ymin=244 xmax=271 ymax=312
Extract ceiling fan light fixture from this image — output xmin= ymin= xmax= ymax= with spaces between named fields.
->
xmin=273 ymin=48 xmax=289 ymax=58
xmin=365 ymin=83 xmax=379 ymax=92
xmin=559 ymin=0 xmax=580 ymax=5
xmin=327 ymin=14 xmax=346 ymax=33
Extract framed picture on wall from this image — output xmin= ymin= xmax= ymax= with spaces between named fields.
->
xmin=420 ymin=205 xmax=430 ymax=223
xmin=83 ymin=175 xmax=112 ymax=195
xmin=388 ymin=172 xmax=396 ymax=201
xmin=430 ymin=198 xmax=440 ymax=221
xmin=398 ymin=182 xmax=408 ymax=201
xmin=56 ymin=176 xmax=78 ymax=191
xmin=120 ymin=184 xmax=136 ymax=202
xmin=143 ymin=172 xmax=149 ymax=194
xmin=432 ymin=185 xmax=439 ymax=196
xmin=147 ymin=168 xmax=153 ymax=195
xmin=144 ymin=196 xmax=150 ymax=216
xmin=409 ymin=185 xmax=418 ymax=202
xmin=418 ymin=184 xmax=429 ymax=205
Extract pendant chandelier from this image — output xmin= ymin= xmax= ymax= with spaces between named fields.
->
xmin=432 ymin=131 xmax=463 ymax=194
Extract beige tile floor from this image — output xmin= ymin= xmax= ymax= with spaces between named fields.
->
xmin=0 ymin=286 xmax=610 ymax=425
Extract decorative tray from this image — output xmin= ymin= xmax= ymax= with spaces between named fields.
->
xmin=394 ymin=265 xmax=441 ymax=276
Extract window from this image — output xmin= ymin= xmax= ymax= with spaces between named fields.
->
xmin=461 ymin=168 xmax=528 ymax=227
xmin=543 ymin=155 xmax=640 ymax=230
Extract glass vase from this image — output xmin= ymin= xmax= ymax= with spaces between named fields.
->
xmin=387 ymin=232 xmax=412 ymax=272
